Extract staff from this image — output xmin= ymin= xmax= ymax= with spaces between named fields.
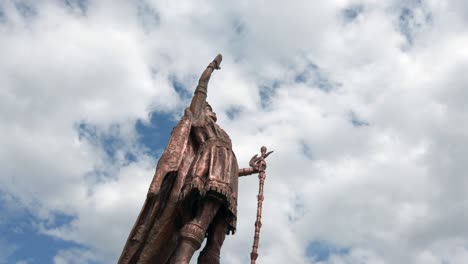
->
xmin=249 ymin=146 xmax=273 ymax=264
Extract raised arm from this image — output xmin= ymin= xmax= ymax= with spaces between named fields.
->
xmin=189 ymin=54 xmax=222 ymax=119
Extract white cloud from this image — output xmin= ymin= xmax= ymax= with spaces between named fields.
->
xmin=1 ymin=0 xmax=468 ymax=263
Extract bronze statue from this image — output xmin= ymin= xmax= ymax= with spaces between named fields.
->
xmin=118 ymin=54 xmax=270 ymax=264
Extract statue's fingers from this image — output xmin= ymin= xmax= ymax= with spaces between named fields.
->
xmin=213 ymin=54 xmax=222 ymax=67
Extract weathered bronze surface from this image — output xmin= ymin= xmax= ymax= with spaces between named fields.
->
xmin=118 ymin=55 xmax=271 ymax=264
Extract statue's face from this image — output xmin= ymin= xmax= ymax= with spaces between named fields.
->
xmin=204 ymin=104 xmax=217 ymax=122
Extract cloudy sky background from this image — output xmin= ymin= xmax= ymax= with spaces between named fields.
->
xmin=1 ymin=0 xmax=468 ymax=263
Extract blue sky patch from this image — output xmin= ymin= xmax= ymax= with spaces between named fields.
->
xmin=226 ymin=106 xmax=242 ymax=120
xmin=63 ymin=0 xmax=88 ymax=15
xmin=0 ymin=4 xmax=6 ymax=24
xmin=258 ymin=80 xmax=281 ymax=109
xmin=306 ymin=240 xmax=350 ymax=262
xmin=0 ymin=193 xmax=84 ymax=264
xmin=294 ymin=63 xmax=341 ymax=92
xmin=14 ymin=0 xmax=37 ymax=19
xmin=342 ymin=5 xmax=364 ymax=22
xmin=77 ymin=122 xmax=129 ymax=162
xmin=349 ymin=111 xmax=370 ymax=127
xmin=42 ymin=212 xmax=76 ymax=229
xmin=398 ymin=3 xmax=433 ymax=49
xmin=137 ymin=0 xmax=160 ymax=33
xmin=135 ymin=111 xmax=177 ymax=158
xmin=170 ymin=76 xmax=192 ymax=101
xmin=399 ymin=7 xmax=415 ymax=45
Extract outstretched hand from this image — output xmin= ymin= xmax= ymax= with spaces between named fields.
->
xmin=210 ymin=54 xmax=222 ymax=70
xmin=249 ymin=146 xmax=273 ymax=172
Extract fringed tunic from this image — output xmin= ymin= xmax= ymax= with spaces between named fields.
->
xmin=180 ymin=115 xmax=239 ymax=234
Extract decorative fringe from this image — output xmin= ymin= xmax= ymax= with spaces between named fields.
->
xmin=179 ymin=179 xmax=237 ymax=235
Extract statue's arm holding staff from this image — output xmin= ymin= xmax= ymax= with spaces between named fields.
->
xmin=239 ymin=148 xmax=273 ymax=177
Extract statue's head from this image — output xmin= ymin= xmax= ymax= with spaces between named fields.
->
xmin=204 ymin=102 xmax=217 ymax=122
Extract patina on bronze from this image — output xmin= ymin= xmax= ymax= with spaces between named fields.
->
xmin=118 ymin=54 xmax=271 ymax=264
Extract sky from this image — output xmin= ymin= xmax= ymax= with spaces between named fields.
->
xmin=1 ymin=0 xmax=468 ymax=263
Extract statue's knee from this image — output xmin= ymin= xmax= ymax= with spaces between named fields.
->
xmin=180 ymin=222 xmax=205 ymax=250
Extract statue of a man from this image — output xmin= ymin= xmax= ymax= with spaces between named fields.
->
xmin=118 ymin=54 xmax=260 ymax=264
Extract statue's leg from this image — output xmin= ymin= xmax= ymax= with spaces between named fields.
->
xmin=172 ymin=197 xmax=221 ymax=264
xmin=197 ymin=212 xmax=227 ymax=264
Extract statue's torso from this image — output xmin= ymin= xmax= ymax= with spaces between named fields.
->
xmin=192 ymin=116 xmax=232 ymax=149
